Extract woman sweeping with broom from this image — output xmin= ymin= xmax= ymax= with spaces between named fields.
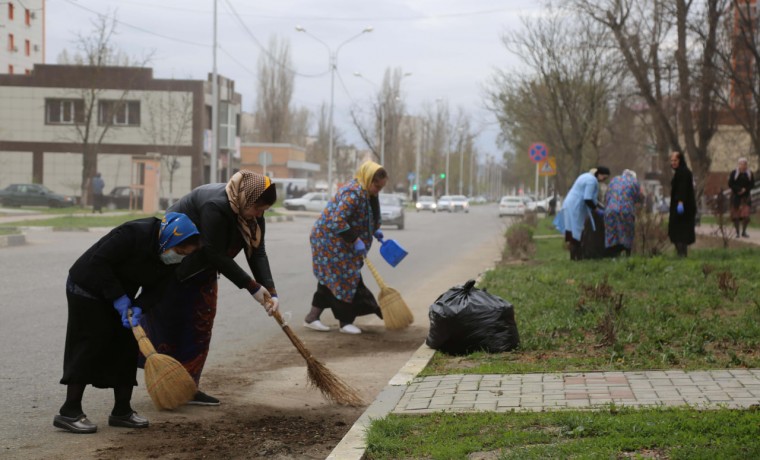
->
xmin=55 ymin=213 xmax=201 ymax=434
xmin=304 ymin=160 xmax=388 ymax=335
xmin=140 ymin=170 xmax=279 ymax=406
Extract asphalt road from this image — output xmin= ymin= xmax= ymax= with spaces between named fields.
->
xmin=0 ymin=203 xmax=509 ymax=458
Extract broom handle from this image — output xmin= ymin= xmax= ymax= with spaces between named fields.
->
xmin=272 ymin=309 xmax=313 ymax=359
xmin=364 ymin=257 xmax=388 ymax=289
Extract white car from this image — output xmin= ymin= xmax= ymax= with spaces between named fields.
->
xmin=438 ymin=195 xmax=469 ymax=213
xmin=499 ymin=195 xmax=526 ymax=217
xmin=282 ymin=192 xmax=329 ymax=212
xmin=415 ymin=195 xmax=437 ymax=212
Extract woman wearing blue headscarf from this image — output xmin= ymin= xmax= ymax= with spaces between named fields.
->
xmin=54 ymin=213 xmax=200 ymax=434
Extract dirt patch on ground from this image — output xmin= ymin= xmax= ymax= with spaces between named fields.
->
xmin=91 ymin=324 xmax=428 ymax=459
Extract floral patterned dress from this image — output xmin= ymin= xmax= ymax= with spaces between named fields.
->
xmin=310 ymin=179 xmax=378 ymax=303
xmin=604 ymin=175 xmax=641 ymax=249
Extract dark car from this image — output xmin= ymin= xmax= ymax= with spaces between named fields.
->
xmin=0 ymin=183 xmax=75 ymax=208
xmin=104 ymin=186 xmax=170 ymax=210
xmin=379 ymin=193 xmax=405 ymax=229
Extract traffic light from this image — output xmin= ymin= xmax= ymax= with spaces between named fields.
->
xmin=440 ymin=173 xmax=446 ymax=179
xmin=412 ymin=184 xmax=418 ymax=191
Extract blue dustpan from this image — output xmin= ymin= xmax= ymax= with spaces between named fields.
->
xmin=378 ymin=237 xmax=408 ymax=267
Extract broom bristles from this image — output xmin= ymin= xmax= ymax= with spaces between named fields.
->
xmin=378 ymin=287 xmax=414 ymax=330
xmin=273 ymin=311 xmax=364 ymax=406
xmin=132 ymin=324 xmax=197 ymax=410
xmin=364 ymin=258 xmax=413 ymax=330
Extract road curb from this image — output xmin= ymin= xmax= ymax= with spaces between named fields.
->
xmin=327 ymin=342 xmax=436 ymax=460
xmin=0 ymin=233 xmax=26 ymax=248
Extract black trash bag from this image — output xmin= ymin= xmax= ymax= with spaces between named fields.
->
xmin=426 ymin=279 xmax=520 ymax=355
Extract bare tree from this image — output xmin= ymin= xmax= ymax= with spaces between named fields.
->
xmin=254 ymin=35 xmax=295 ymax=143
xmin=712 ymin=1 xmax=760 ymax=167
xmin=57 ymin=13 xmax=152 ymax=205
xmin=141 ymin=90 xmax=194 ymax=205
xmin=486 ymin=7 xmax=622 ymax=193
xmin=573 ymin=0 xmax=727 ymax=198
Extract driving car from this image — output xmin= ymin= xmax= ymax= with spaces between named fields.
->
xmin=498 ymin=195 xmax=526 ymax=217
xmin=415 ymin=195 xmax=437 ymax=212
xmin=0 ymin=183 xmax=75 ymax=208
xmin=282 ymin=192 xmax=330 ymax=212
xmin=379 ymin=193 xmax=405 ymax=229
xmin=438 ymin=195 xmax=469 ymax=213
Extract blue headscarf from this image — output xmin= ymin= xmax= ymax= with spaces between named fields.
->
xmin=158 ymin=212 xmax=199 ymax=253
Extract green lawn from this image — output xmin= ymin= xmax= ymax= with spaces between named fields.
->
xmin=365 ymin=217 xmax=760 ymax=459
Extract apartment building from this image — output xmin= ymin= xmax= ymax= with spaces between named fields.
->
xmin=0 ymin=0 xmax=45 ymax=75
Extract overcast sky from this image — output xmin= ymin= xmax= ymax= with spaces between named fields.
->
xmin=46 ymin=0 xmax=542 ymax=159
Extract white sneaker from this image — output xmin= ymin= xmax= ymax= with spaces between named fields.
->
xmin=303 ymin=320 xmax=330 ymax=332
xmin=339 ymin=324 xmax=362 ymax=335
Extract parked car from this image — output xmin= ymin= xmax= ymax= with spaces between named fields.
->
xmin=470 ymin=195 xmax=487 ymax=204
xmin=0 ymin=183 xmax=75 ymax=208
xmin=415 ymin=195 xmax=437 ymax=212
xmin=438 ymin=195 xmax=470 ymax=213
xmin=521 ymin=195 xmax=538 ymax=212
xmin=498 ymin=195 xmax=526 ymax=217
xmin=533 ymin=196 xmax=561 ymax=213
xmin=103 ymin=186 xmax=170 ymax=210
xmin=379 ymin=193 xmax=405 ymax=229
xmin=282 ymin=192 xmax=330 ymax=212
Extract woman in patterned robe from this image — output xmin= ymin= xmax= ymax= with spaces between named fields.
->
xmin=304 ymin=161 xmax=388 ymax=335
xmin=604 ymin=169 xmax=643 ymax=256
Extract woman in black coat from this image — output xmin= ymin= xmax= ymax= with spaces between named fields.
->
xmin=55 ymin=213 xmax=200 ymax=434
xmin=728 ymin=157 xmax=754 ymax=238
xmin=140 ymin=170 xmax=278 ymax=406
xmin=668 ymin=151 xmax=697 ymax=257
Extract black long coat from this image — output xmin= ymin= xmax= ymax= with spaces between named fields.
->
xmin=169 ymin=183 xmax=275 ymax=290
xmin=668 ymin=164 xmax=697 ymax=245
xmin=62 ymin=217 xmax=177 ymax=388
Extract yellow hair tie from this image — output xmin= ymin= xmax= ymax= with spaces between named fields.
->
xmin=264 ymin=176 xmax=271 ymax=188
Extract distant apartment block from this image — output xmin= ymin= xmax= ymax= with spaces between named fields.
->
xmin=0 ymin=0 xmax=45 ymax=75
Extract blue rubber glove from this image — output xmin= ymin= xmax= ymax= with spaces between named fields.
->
xmin=595 ymin=208 xmax=604 ymax=216
xmin=676 ymin=202 xmax=684 ymax=215
xmin=128 ymin=306 xmax=143 ymax=329
xmin=113 ymin=295 xmax=131 ymax=328
xmin=374 ymin=229 xmax=384 ymax=241
xmin=353 ymin=238 xmax=367 ymax=256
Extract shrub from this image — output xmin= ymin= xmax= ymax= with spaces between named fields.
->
xmin=505 ymin=223 xmax=535 ymax=260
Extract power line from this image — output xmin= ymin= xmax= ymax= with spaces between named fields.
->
xmin=60 ymin=0 xmax=211 ymax=48
xmin=221 ymin=0 xmax=328 ymax=79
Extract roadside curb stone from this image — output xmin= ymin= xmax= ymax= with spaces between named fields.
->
xmin=0 ymin=233 xmax=26 ymax=247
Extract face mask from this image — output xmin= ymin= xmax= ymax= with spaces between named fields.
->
xmin=160 ymin=248 xmax=186 ymax=265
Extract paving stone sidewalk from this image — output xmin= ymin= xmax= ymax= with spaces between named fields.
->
xmin=395 ymin=369 xmax=760 ymax=414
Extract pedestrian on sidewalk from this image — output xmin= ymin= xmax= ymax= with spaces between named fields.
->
xmin=304 ymin=161 xmax=387 ymax=335
xmin=140 ymin=170 xmax=279 ymax=406
xmin=728 ymin=157 xmax=753 ymax=238
xmin=668 ymin=151 xmax=697 ymax=257
xmin=54 ymin=213 xmax=201 ymax=434
xmin=91 ymin=172 xmax=105 ymax=214
xmin=604 ymin=169 xmax=644 ymax=257
xmin=553 ymin=166 xmax=610 ymax=260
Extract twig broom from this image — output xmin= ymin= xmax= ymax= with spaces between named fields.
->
xmin=271 ymin=309 xmax=364 ymax=406
xmin=129 ymin=311 xmax=197 ymax=410
xmin=364 ymin=257 xmax=414 ymax=330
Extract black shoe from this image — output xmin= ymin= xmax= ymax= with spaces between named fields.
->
xmin=53 ymin=414 xmax=97 ymax=434
xmin=187 ymin=391 xmax=220 ymax=406
xmin=742 ymin=232 xmax=749 ymax=238
xmin=108 ymin=411 xmax=149 ymax=429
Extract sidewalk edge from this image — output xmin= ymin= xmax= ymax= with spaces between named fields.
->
xmin=326 ymin=342 xmax=436 ymax=460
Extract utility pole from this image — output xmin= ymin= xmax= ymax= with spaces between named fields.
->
xmin=210 ymin=0 xmax=218 ymax=184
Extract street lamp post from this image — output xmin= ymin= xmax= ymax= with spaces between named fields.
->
xmin=458 ymin=128 xmax=465 ymax=195
xmin=297 ymin=25 xmax=373 ymax=193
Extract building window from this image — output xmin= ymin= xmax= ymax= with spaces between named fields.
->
xmin=24 ymin=39 xmax=30 ymax=56
xmin=25 ymin=69 xmax=30 ymax=75
xmin=46 ymin=99 xmax=85 ymax=124
xmin=8 ymin=65 xmax=13 ymax=75
xmin=8 ymin=34 xmax=15 ymax=52
xmin=8 ymin=3 xmax=14 ymax=21
xmin=25 ymin=8 xmax=30 ymax=26
xmin=98 ymin=100 xmax=141 ymax=126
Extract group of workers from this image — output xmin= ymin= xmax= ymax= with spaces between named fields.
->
xmin=54 ymin=161 xmax=389 ymax=434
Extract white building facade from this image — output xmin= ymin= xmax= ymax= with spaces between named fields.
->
xmin=0 ymin=0 xmax=45 ymax=75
